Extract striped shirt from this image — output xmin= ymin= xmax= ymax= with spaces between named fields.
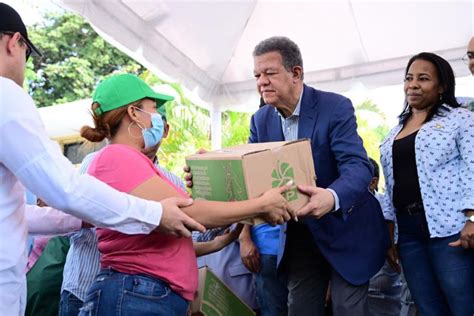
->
xmin=61 ymin=151 xmax=186 ymax=301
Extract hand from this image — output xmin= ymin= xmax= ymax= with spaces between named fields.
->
xmin=240 ymin=238 xmax=260 ymax=273
xmin=212 ymin=224 xmax=244 ymax=249
xmin=156 ymin=197 xmax=206 ymax=238
xmin=449 ymin=221 xmax=474 ymax=249
xmin=259 ymin=184 xmax=294 ymax=225
xmin=295 ymin=185 xmax=335 ymax=219
xmin=386 ymin=244 xmax=401 ymax=273
xmin=183 ymin=148 xmax=208 ymax=188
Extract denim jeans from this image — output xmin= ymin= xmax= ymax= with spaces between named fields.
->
xmin=79 ymin=268 xmax=189 ymax=316
xmin=255 ymin=254 xmax=288 ymax=316
xmin=397 ymin=212 xmax=474 ymax=316
xmin=59 ymin=290 xmax=84 ymax=316
xmin=368 ymin=261 xmax=402 ymax=316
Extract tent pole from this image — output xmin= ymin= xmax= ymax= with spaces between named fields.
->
xmin=210 ymin=107 xmax=222 ymax=150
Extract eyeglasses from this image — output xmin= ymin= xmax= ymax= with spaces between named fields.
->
xmin=1 ymin=31 xmax=32 ymax=61
xmin=462 ymin=52 xmax=474 ymax=64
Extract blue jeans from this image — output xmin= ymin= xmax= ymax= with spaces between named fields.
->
xmin=397 ymin=212 xmax=474 ymax=316
xmin=59 ymin=290 xmax=84 ymax=316
xmin=255 ymin=254 xmax=288 ymax=316
xmin=79 ymin=268 xmax=189 ymax=316
xmin=368 ymin=261 xmax=402 ymax=316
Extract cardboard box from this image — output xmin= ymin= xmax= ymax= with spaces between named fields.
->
xmin=185 ymin=139 xmax=316 ymax=222
xmin=191 ymin=267 xmax=255 ymax=316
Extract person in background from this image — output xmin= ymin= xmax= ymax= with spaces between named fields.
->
xmin=367 ymin=158 xmax=402 ymax=316
xmin=458 ymin=36 xmax=474 ymax=111
xmin=380 ymin=52 xmax=474 ymax=316
xmin=463 ymin=36 xmax=474 ymax=76
xmin=0 ymin=4 xmax=206 ymax=314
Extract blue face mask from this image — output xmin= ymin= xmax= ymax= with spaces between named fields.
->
xmin=135 ymin=107 xmax=165 ymax=149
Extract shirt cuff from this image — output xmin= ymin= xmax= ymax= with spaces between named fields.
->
xmin=326 ymin=188 xmax=340 ymax=212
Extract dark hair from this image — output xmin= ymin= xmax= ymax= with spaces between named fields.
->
xmin=253 ymin=36 xmax=304 ymax=78
xmin=399 ymin=52 xmax=460 ymax=124
xmin=80 ymin=99 xmax=145 ymax=142
xmin=369 ymin=158 xmax=379 ymax=178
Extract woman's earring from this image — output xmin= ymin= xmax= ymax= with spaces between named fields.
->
xmin=127 ymin=120 xmax=145 ymax=139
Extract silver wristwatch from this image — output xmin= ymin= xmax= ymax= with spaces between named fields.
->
xmin=467 ymin=215 xmax=474 ymax=223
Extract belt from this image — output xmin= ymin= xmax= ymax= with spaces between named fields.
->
xmin=397 ymin=201 xmax=424 ymax=215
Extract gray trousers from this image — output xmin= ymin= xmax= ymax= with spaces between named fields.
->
xmin=282 ymin=222 xmax=369 ymax=316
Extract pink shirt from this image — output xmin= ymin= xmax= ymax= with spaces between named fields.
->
xmin=88 ymin=144 xmax=197 ymax=301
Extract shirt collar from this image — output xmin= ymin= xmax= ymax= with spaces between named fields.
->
xmin=275 ymin=88 xmax=303 ymax=119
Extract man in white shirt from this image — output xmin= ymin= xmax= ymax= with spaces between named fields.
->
xmin=0 ymin=3 xmax=205 ymax=315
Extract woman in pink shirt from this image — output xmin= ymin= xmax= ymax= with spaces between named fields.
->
xmin=77 ymin=74 xmax=293 ymax=316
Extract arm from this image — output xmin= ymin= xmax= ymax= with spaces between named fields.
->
xmin=385 ymin=220 xmax=400 ymax=273
xmin=0 ymin=100 xmax=203 ymax=237
xmin=238 ymin=224 xmax=260 ymax=273
xmin=194 ymin=224 xmax=243 ymax=256
xmin=25 ymin=205 xmax=82 ymax=235
xmin=449 ymin=110 xmax=474 ymax=248
xmin=131 ymin=175 xmax=293 ymax=228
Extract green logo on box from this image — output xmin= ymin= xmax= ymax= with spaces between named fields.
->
xmin=271 ymin=161 xmax=298 ymax=202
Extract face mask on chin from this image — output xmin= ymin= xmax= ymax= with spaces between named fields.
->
xmin=134 ymin=107 xmax=165 ymax=150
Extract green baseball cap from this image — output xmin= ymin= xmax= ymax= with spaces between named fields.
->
xmin=93 ymin=74 xmax=174 ymax=115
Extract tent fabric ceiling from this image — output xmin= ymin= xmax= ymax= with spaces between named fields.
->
xmin=58 ymin=0 xmax=473 ymax=111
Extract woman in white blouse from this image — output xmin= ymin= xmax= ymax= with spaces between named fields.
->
xmin=380 ymin=52 xmax=474 ymax=316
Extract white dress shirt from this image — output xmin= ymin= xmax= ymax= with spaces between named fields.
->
xmin=0 ymin=77 xmax=164 ymax=315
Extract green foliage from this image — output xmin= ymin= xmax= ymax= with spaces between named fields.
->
xmin=26 ymin=12 xmax=145 ymax=107
xmin=354 ymin=99 xmax=390 ymax=188
xmin=25 ymin=11 xmax=391 ymax=183
xmin=221 ymin=111 xmax=251 ymax=147
xmin=137 ymin=71 xmax=211 ymax=175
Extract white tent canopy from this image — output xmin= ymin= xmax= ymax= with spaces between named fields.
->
xmin=58 ymin=0 xmax=473 ymax=148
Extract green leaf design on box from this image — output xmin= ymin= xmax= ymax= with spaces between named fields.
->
xmin=271 ymin=160 xmax=298 ymax=202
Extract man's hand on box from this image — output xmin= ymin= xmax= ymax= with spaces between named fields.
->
xmin=259 ymin=183 xmax=296 ymax=225
xmin=295 ymin=185 xmax=335 ymax=219
xmin=156 ymin=197 xmax=206 ymax=238
xmin=183 ymin=148 xmax=208 ymax=188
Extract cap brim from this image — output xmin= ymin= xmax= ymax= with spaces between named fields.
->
xmin=24 ymin=37 xmax=42 ymax=57
xmin=150 ymin=92 xmax=174 ymax=107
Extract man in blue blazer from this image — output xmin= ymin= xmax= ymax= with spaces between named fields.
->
xmin=246 ymin=36 xmax=390 ymax=316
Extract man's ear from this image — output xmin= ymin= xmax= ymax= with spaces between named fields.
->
xmin=292 ymin=66 xmax=303 ymax=82
xmin=5 ymin=32 xmax=21 ymax=56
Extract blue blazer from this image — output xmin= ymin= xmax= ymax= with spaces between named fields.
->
xmin=250 ymin=85 xmax=390 ymax=285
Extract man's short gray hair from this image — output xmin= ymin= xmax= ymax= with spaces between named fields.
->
xmin=253 ymin=36 xmax=304 ymax=74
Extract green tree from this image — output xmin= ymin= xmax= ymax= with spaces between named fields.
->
xmin=222 ymin=111 xmax=251 ymax=147
xmin=354 ymin=99 xmax=390 ymax=187
xmin=26 ymin=12 xmax=145 ymax=107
